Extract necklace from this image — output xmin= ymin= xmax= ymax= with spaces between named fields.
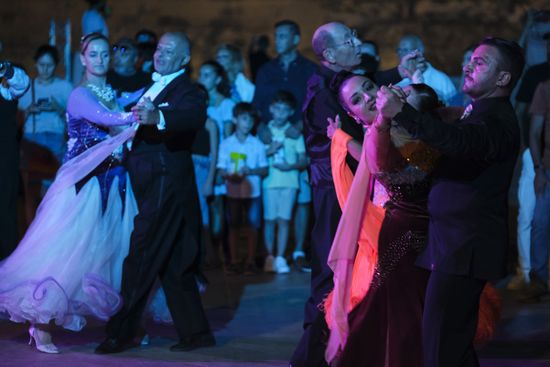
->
xmin=87 ymin=83 xmax=116 ymax=104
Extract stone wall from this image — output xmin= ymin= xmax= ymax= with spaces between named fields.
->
xmin=0 ymin=0 xmax=547 ymax=80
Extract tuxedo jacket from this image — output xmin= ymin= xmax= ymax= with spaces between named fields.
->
xmin=131 ymin=73 xmax=207 ymax=171
xmin=394 ymin=97 xmax=520 ymax=280
xmin=129 ymin=72 xmax=207 ymax=228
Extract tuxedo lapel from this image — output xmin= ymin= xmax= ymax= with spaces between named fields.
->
xmin=153 ymin=74 xmax=186 ymax=105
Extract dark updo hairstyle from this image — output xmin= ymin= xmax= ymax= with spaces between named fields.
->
xmin=329 ymin=70 xmax=365 ymax=122
xmin=408 ymin=83 xmax=442 ymax=112
xmin=201 ymin=60 xmax=231 ymax=98
xmin=34 ymin=44 xmax=60 ymax=65
xmin=80 ymin=32 xmax=109 ymax=54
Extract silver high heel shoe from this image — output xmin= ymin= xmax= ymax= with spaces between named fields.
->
xmin=28 ymin=325 xmax=60 ymax=354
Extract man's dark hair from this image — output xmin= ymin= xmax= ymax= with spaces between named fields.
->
xmin=271 ymin=90 xmax=297 ymax=110
xmin=233 ymin=102 xmax=258 ymax=121
xmin=275 ymin=20 xmax=301 ymax=36
xmin=478 ymin=37 xmax=525 ymax=90
xmin=34 ymin=44 xmax=59 ymax=65
xmin=201 ymin=60 xmax=231 ymax=98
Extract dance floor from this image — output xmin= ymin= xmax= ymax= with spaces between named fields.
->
xmin=1 ymin=269 xmax=550 ymax=367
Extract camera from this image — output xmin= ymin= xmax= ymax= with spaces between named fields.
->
xmin=0 ymin=61 xmax=13 ymax=79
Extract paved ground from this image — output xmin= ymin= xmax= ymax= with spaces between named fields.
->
xmin=1 ymin=269 xmax=550 ymax=367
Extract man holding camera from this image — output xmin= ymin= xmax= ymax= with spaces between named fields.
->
xmin=0 ymin=49 xmax=30 ymax=260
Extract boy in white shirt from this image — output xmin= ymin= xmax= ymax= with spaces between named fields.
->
xmin=263 ymin=91 xmax=307 ymax=274
xmin=217 ymin=103 xmax=268 ymax=275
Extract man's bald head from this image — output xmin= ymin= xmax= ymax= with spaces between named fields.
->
xmin=312 ymin=22 xmax=361 ymax=71
xmin=163 ymin=32 xmax=191 ymax=55
xmin=312 ymin=22 xmax=345 ymax=60
xmin=154 ymin=32 xmax=191 ymax=75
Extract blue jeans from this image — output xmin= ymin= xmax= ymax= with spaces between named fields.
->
xmin=530 ymin=168 xmax=550 ymax=283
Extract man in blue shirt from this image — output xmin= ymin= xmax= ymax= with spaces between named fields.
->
xmin=253 ymin=19 xmax=318 ymax=125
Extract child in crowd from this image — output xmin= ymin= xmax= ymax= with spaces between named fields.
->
xmin=263 ymin=91 xmax=307 ymax=274
xmin=217 ymin=103 xmax=268 ymax=275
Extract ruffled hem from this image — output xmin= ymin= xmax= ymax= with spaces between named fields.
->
xmin=0 ymin=174 xmax=137 ymax=331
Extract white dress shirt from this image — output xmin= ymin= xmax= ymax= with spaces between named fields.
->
xmin=139 ymin=68 xmax=185 ymax=131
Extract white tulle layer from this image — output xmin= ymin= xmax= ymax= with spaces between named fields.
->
xmin=0 ymin=175 xmax=137 ymax=331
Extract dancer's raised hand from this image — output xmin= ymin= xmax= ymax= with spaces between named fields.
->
xmin=327 ymin=114 xmax=341 ymax=139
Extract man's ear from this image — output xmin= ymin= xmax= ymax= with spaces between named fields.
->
xmin=323 ymin=48 xmax=334 ymax=64
xmin=293 ymin=34 xmax=300 ymax=47
xmin=496 ymin=71 xmax=511 ymax=88
xmin=180 ymin=55 xmax=191 ymax=68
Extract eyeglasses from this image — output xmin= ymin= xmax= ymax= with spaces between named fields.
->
xmin=333 ymin=29 xmax=358 ymax=49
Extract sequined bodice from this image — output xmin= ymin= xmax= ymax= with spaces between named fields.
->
xmin=375 ymin=165 xmax=431 ymax=213
xmin=65 ymin=115 xmax=111 ymax=161
xmin=64 ymin=114 xmax=127 ymax=212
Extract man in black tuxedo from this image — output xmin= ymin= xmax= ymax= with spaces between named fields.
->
xmin=377 ymin=37 xmax=524 ymax=367
xmin=96 ymin=32 xmax=214 ymax=354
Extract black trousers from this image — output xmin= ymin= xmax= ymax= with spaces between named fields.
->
xmin=291 ymin=186 xmax=341 ymax=367
xmin=0 ymin=143 xmax=18 ymax=260
xmin=106 ymin=151 xmax=210 ymax=340
xmin=422 ymin=271 xmax=486 ymax=367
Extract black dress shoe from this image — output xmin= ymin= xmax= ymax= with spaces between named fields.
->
xmin=94 ymin=337 xmax=137 ymax=354
xmin=170 ymin=332 xmax=216 ymax=352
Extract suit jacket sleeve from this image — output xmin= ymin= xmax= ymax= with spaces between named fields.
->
xmin=394 ymin=103 xmax=514 ymax=164
xmin=372 ymin=67 xmax=401 ymax=87
xmin=162 ymin=83 xmax=207 ymax=132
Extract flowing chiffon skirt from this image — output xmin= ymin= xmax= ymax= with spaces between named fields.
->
xmin=0 ymin=173 xmax=137 ymax=331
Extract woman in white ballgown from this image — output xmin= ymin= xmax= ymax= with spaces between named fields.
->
xmin=0 ymin=32 xmax=142 ymax=353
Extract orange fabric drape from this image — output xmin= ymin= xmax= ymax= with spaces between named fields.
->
xmin=324 ymin=129 xmax=385 ymax=363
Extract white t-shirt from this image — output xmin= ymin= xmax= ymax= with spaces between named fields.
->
xmin=207 ymin=97 xmax=235 ymax=141
xmin=19 ymin=77 xmax=73 ymax=135
xmin=217 ymin=134 xmax=268 ymax=198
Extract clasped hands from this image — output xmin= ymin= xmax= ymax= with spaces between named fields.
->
xmin=376 ymin=84 xmax=409 ymax=121
xmin=131 ymin=97 xmax=160 ymax=125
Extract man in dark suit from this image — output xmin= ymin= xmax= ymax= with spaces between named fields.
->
xmin=96 ymin=32 xmax=214 ymax=354
xmin=291 ymin=21 xmax=421 ymax=367
xmin=0 ymin=58 xmax=29 ymax=260
xmin=377 ymin=37 xmax=524 ymax=367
